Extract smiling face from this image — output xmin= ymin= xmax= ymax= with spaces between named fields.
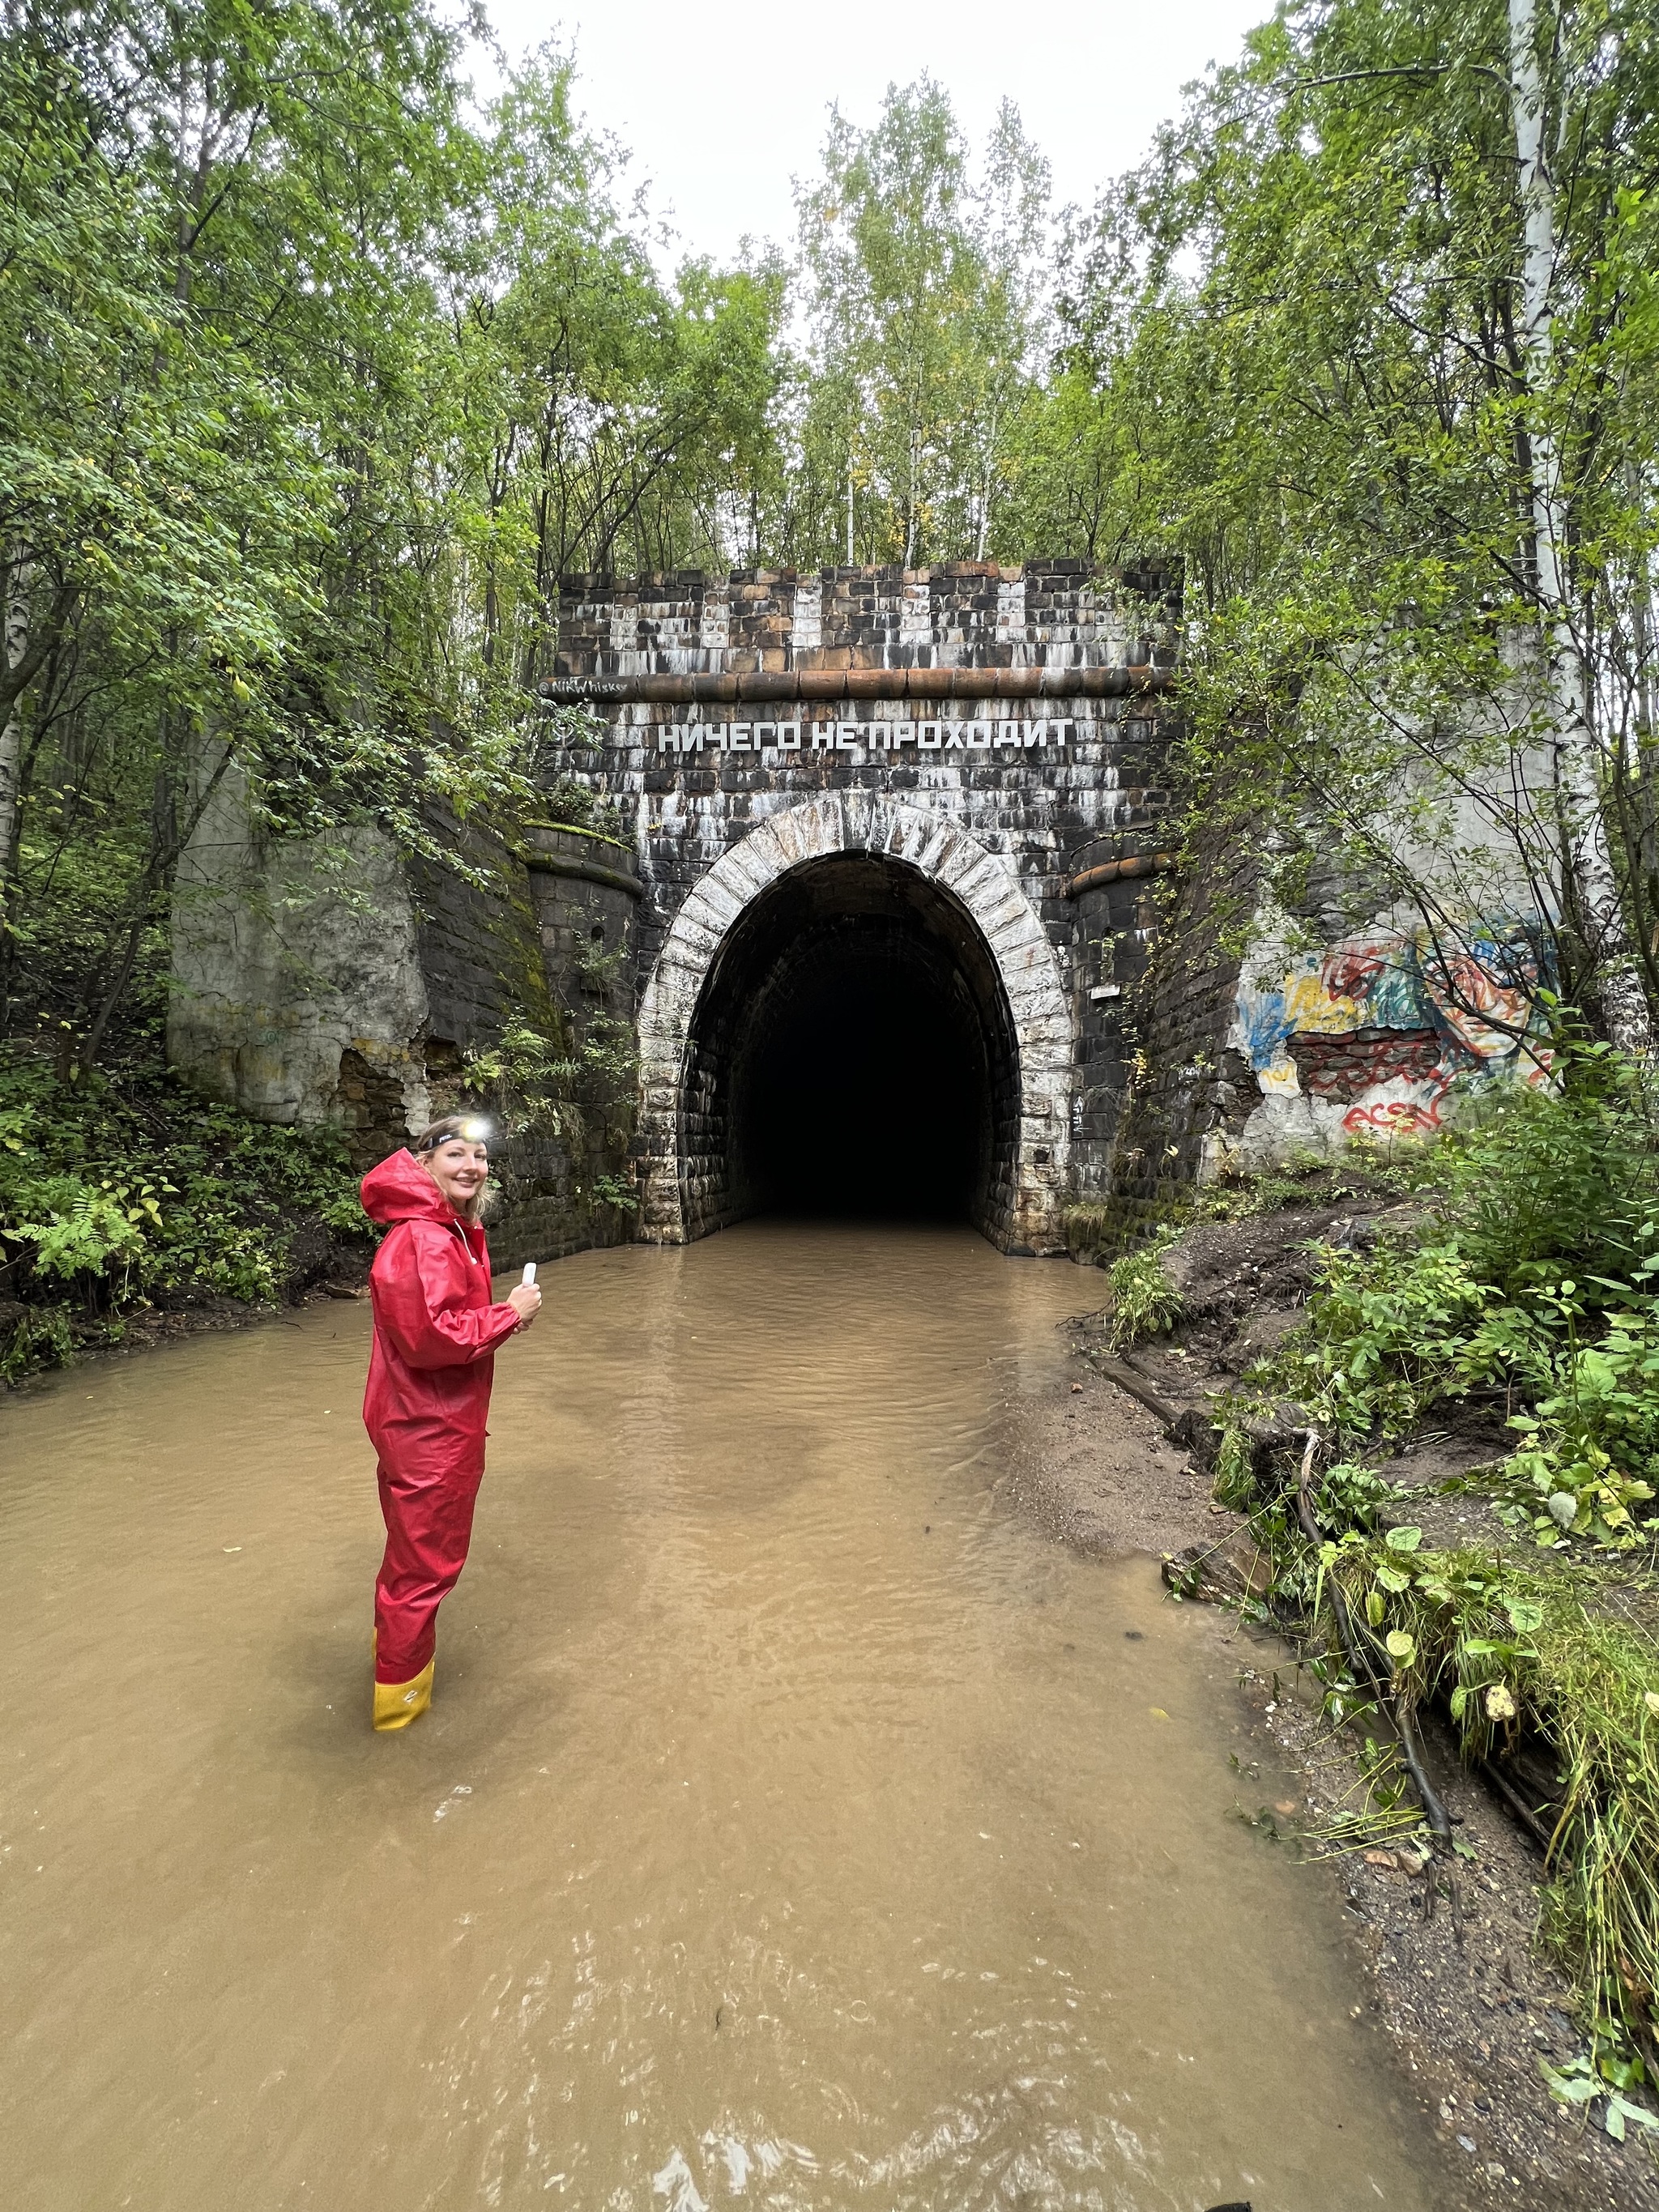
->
xmin=422 ymin=1138 xmax=490 ymax=1217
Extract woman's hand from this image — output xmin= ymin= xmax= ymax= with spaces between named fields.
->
xmin=506 ymin=1282 xmax=542 ymax=1329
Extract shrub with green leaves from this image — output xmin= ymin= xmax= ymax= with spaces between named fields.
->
xmin=1432 ymin=1044 xmax=1659 ymax=1298
xmin=1214 ymin=1416 xmax=1659 ymax=2086
xmin=1328 ymin=1524 xmax=1659 ymax=2075
xmin=1277 ymin=1239 xmax=1492 ymax=1441
xmin=0 ymin=1050 xmax=371 ymax=1379
xmin=1106 ymin=1231 xmax=1184 ymax=1351
xmin=1262 ymin=1046 xmax=1659 ymax=1554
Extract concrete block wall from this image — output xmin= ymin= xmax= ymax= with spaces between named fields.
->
xmin=548 ymin=562 xmax=1179 ymax=995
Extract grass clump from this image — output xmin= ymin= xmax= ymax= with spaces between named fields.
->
xmin=1244 ymin=1482 xmax=1659 ymax=2095
xmin=1065 ymin=1146 xmax=1383 ymax=1268
xmin=1107 ymin=1231 xmax=1186 ymax=1351
xmin=1061 ymin=1194 xmax=1162 ymax=1264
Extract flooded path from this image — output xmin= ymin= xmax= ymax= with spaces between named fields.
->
xmin=2 ymin=1224 xmax=1439 ymax=2210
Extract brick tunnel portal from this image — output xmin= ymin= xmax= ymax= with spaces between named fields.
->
xmin=679 ymin=853 xmax=1021 ymax=1237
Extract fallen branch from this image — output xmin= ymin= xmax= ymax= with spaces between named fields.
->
xmin=1090 ymin=1353 xmax=1182 ymax=1428
xmin=1089 ymin=1353 xmax=1261 ymax=1468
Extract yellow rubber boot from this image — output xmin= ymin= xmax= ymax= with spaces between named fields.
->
xmin=373 ymin=1658 xmax=434 ymax=1733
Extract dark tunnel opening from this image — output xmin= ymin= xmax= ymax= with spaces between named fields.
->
xmin=677 ymin=853 xmax=1021 ymax=1242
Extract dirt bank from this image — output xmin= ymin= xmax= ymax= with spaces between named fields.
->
xmin=1002 ymin=1206 xmax=1659 ymax=2212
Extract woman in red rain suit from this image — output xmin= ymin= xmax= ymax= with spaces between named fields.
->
xmin=360 ymin=1117 xmax=541 ymax=1732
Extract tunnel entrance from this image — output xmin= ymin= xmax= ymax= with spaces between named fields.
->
xmin=677 ymin=853 xmax=1021 ymax=1240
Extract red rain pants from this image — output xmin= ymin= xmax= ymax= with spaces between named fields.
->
xmin=373 ymin=1451 xmax=486 ymax=1684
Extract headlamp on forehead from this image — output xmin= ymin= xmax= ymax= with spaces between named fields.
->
xmin=416 ymin=1117 xmax=493 ymax=1152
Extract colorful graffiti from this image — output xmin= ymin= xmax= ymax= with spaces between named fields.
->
xmin=1233 ymin=923 xmax=1552 ymax=1140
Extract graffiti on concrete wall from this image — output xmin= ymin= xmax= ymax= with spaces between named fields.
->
xmin=1235 ymin=923 xmax=1551 ymax=1140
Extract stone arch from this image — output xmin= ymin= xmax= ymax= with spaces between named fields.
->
xmin=636 ymin=792 xmax=1071 ymax=1251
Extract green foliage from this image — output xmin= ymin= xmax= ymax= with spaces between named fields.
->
xmin=1499 ymin=1297 xmax=1659 ymax=1548
xmin=1220 ymin=1402 xmax=1659 ymax=2069
xmin=1339 ymin=1533 xmax=1659 ymax=2072
xmin=1047 ymin=0 xmax=1659 ymax=1032
xmin=463 ymin=993 xmax=637 ymax=1155
xmin=1431 ymin=1043 xmax=1659 ymax=1298
xmin=1256 ymin=1051 xmax=1659 ymax=1551
xmin=464 ymin=1019 xmax=583 ymax=1144
xmin=586 ymin=1173 xmax=638 ymax=1217
xmin=1105 ymin=1231 xmax=1184 ymax=1352
xmin=13 ymin=1174 xmax=161 ymax=1284
xmin=1065 ymin=1149 xmax=1382 ymax=1270
xmin=0 ymin=1302 xmax=74 ymax=1383
xmin=530 ymin=777 xmax=628 ymax=843
xmin=1538 ymin=2052 xmax=1659 ymax=2142
xmin=791 ymin=77 xmax=1051 ymax=566
xmin=458 ymin=44 xmax=787 ymax=643
xmin=0 ymin=5 xmax=788 ymax=1072
xmin=9 ymin=0 xmax=1659 ymax=1091
xmin=0 ymin=1049 xmax=369 ymax=1377
xmin=1277 ymin=1239 xmax=1493 ymax=1440
xmin=1213 ymin=1041 xmax=1659 ymax=2066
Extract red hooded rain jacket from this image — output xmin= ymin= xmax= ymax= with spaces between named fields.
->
xmin=360 ymin=1149 xmax=521 ymax=1472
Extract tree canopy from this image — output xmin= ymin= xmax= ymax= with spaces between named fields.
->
xmin=2 ymin=0 xmax=1658 ymax=1058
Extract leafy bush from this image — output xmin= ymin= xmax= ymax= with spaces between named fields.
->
xmin=1106 ymin=1231 xmax=1185 ymax=1351
xmin=1430 ymin=1043 xmax=1658 ymax=1299
xmin=463 ymin=1000 xmax=637 ymax=1152
xmin=1211 ymin=1396 xmax=1659 ymax=2087
xmin=0 ymin=1049 xmax=372 ymax=1379
xmin=1277 ymin=1239 xmax=1492 ymax=1440
xmin=0 ymin=1305 xmax=75 ymax=1383
xmin=463 ymin=1020 xmax=585 ymax=1143
xmin=1314 ymin=1516 xmax=1659 ymax=2082
xmin=1262 ymin=1046 xmax=1659 ymax=1554
xmin=587 ymin=1172 xmax=638 ymax=1216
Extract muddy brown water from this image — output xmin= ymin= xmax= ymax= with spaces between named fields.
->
xmin=2 ymin=1222 xmax=1441 ymax=2210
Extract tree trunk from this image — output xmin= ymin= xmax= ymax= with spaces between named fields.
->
xmin=1624 ymin=459 xmax=1658 ymax=890
xmin=1508 ymin=0 xmax=1648 ymax=1046
xmin=0 ymin=549 xmax=30 ymax=925
xmin=975 ymin=390 xmax=999 ymax=563
xmin=905 ymin=414 xmax=919 ymax=569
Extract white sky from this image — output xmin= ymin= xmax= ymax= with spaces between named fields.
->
xmin=473 ymin=0 xmax=1272 ymax=267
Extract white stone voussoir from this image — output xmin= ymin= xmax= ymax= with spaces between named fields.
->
xmin=636 ymin=795 xmax=1072 ymax=1249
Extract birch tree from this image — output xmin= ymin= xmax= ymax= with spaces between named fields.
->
xmin=1049 ymin=0 xmax=1659 ymax=1040
xmin=1507 ymin=0 xmax=1648 ymax=1046
xmin=792 ymin=79 xmax=1049 ymax=568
